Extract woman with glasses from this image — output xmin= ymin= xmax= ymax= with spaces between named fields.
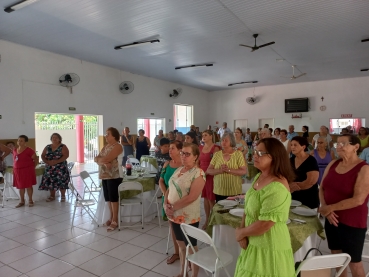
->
xmin=234 ymin=138 xmax=295 ymax=277
xmin=310 ymin=136 xmax=332 ymax=185
xmin=312 ymin=125 xmax=332 ymax=150
xmin=159 ymin=140 xmax=183 ymax=265
xmin=357 ymin=127 xmax=369 ymax=153
xmin=13 ymin=135 xmax=37 ymax=208
xmin=94 ymin=127 xmax=123 ymax=231
xmin=289 ymin=136 xmax=319 ymax=209
xmin=164 ymin=142 xmax=206 ymax=277
xmin=207 ymin=133 xmax=247 ymax=202
xmin=319 ymin=135 xmax=369 ymax=277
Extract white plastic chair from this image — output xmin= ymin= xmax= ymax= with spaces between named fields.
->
xmin=295 ymin=253 xmax=351 ymax=277
xmin=0 ymin=172 xmax=9 ymax=208
xmin=145 ymin=184 xmax=162 ymax=228
xmin=70 ymin=182 xmax=99 ymax=227
xmin=67 ymin=162 xmax=75 ymax=200
xmin=79 ymin=171 xmax=101 ymax=202
xmin=180 ymin=223 xmax=233 ymax=277
xmin=166 ymin=224 xmax=171 ymax=254
xmin=118 ymin=182 xmax=144 ymax=230
xmin=127 ymin=158 xmax=140 ymax=166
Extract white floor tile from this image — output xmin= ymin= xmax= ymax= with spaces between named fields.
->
xmin=14 ymin=215 xmax=46 ymax=225
xmin=53 ymin=227 xmax=89 ymax=240
xmin=26 ymin=259 xmax=74 ymax=277
xmin=127 ymin=249 xmax=167 ymax=270
xmin=133 ymin=222 xmax=159 ymax=233
xmin=102 ymin=262 xmax=148 ymax=277
xmin=60 ymin=247 xmax=101 ymax=266
xmin=42 ymin=241 xmax=83 ymax=258
xmin=108 ymin=229 xmax=142 ymax=242
xmin=11 ymin=230 xmax=49 ymax=244
xmin=26 ymin=235 xmax=65 ymax=251
xmin=76 ymin=222 xmax=99 ymax=231
xmin=0 ymin=245 xmax=38 ymax=264
xmin=151 ymin=259 xmax=181 ymax=277
xmin=105 ymin=243 xmax=145 ymax=261
xmin=1 ymin=226 xmax=36 ymax=239
xmin=69 ymin=232 xmax=105 ymax=246
xmin=3 ymin=212 xmax=34 ymax=221
xmin=0 ymin=265 xmax=23 ymax=277
xmin=39 ymin=222 xmax=71 ymax=234
xmin=0 ymin=217 xmax=10 ymax=224
xmin=0 ymin=208 xmax=23 ymax=217
xmin=0 ymin=240 xmax=22 ymax=254
xmin=86 ymin=237 xmax=123 ymax=253
xmin=59 ymin=267 xmax=97 ymax=277
xmin=0 ymin=235 xmax=8 ymax=242
xmin=128 ymin=233 xmax=162 ymax=248
xmin=0 ymin=222 xmax=24 ymax=232
xmin=146 ymin=226 xmax=170 ymax=238
xmin=79 ymin=254 xmax=122 ymax=276
xmin=148 ymin=237 xmax=174 ymax=255
xmin=141 ymin=272 xmax=166 ymax=277
xmin=8 ymin=252 xmax=55 ymax=273
xmin=26 ymin=218 xmax=59 ymax=229
xmin=92 ymin=226 xmax=119 ymax=236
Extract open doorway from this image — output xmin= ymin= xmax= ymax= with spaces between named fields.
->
xmin=174 ymin=104 xmax=193 ymax=133
xmin=35 ymin=113 xmax=101 ymax=163
xmin=137 ymin=118 xmax=165 ymax=146
xmin=234 ymin=119 xmax=248 ymax=136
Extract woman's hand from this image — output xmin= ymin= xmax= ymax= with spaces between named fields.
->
xmin=221 ymin=164 xmax=230 ymax=173
xmin=238 ymin=237 xmax=249 ymax=250
xmin=326 ymin=212 xmax=339 ymax=227
xmin=319 ymin=204 xmax=334 ymax=217
xmin=235 ymin=227 xmax=246 ymax=242
xmin=164 ymin=204 xmax=174 ymax=219
xmin=289 ymin=182 xmax=301 ymax=193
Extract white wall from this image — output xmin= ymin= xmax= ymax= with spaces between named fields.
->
xmin=209 ymin=76 xmax=369 ymax=132
xmin=0 ymin=40 xmax=209 ymax=139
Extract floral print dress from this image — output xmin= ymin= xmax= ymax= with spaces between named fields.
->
xmin=39 ymin=144 xmax=70 ymax=191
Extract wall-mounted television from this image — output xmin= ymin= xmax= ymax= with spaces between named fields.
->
xmin=285 ymin=98 xmax=309 ymax=113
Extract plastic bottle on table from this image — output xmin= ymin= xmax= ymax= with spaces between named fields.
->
xmin=126 ymin=160 xmax=132 ymax=176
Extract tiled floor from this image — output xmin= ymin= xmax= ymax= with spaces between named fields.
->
xmin=1 ymin=163 xmax=368 ymax=276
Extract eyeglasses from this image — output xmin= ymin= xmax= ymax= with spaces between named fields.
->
xmin=180 ymin=151 xmax=192 ymax=157
xmin=253 ymin=149 xmax=270 ymax=157
xmin=334 ymin=142 xmax=352 ymax=148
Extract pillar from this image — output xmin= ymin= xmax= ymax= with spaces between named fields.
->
xmin=75 ymin=115 xmax=84 ymax=163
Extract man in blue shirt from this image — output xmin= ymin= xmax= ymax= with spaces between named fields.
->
xmin=359 ymin=148 xmax=369 ymax=164
xmin=287 ymin=125 xmax=299 ymax=140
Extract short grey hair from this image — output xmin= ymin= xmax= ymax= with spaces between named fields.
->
xmin=221 ymin=132 xmax=236 ymax=147
xmin=222 ymin=122 xmax=227 ymax=126
xmin=261 ymin=128 xmax=271 ymax=134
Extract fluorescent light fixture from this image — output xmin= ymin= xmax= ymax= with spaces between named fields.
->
xmin=114 ymin=39 xmax=160 ymax=50
xmin=276 ymin=59 xmax=285 ymax=62
xmin=175 ymin=64 xmax=214 ymax=70
xmin=4 ymin=0 xmax=39 ymax=13
xmin=228 ymin=81 xmax=258 ymax=86
xmin=361 ymin=38 xmax=369 ymax=43
xmin=361 ymin=68 xmax=369 ymax=72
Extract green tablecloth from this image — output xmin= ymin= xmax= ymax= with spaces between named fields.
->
xmin=207 ymin=203 xmax=324 ymax=253
xmin=5 ymin=166 xmax=45 ymax=176
xmin=140 ymin=156 xmax=158 ymax=169
xmin=120 ymin=176 xmax=155 ymax=199
xmin=246 ymin=162 xmax=259 ymax=181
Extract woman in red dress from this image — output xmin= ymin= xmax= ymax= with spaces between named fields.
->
xmin=13 ymin=135 xmax=37 ymax=208
xmin=199 ymin=130 xmax=220 ymax=229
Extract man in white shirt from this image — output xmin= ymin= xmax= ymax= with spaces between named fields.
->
xmin=217 ymin=122 xmax=231 ymax=139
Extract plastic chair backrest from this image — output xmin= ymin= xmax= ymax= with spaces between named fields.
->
xmin=67 ymin=162 xmax=75 ymax=172
xmin=296 ymin=254 xmax=351 ymax=277
xmin=79 ymin=171 xmax=90 ymax=180
xmin=118 ymin=182 xmax=143 ymax=192
xmin=127 ymin=158 xmax=140 ymax=166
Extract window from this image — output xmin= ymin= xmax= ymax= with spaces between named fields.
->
xmin=174 ymin=104 xmax=193 ymax=133
xmin=137 ymin=118 xmax=165 ymax=146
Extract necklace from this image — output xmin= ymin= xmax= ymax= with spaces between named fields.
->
xmin=256 ymin=173 xmax=270 ymax=187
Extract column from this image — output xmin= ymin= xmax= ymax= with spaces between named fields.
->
xmin=75 ymin=115 xmax=84 ymax=163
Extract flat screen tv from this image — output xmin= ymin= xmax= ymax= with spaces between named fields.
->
xmin=285 ymin=98 xmax=309 ymax=113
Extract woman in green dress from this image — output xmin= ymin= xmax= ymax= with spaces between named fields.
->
xmin=234 ymin=138 xmax=295 ymax=277
xmin=159 ymin=140 xmax=183 ymax=264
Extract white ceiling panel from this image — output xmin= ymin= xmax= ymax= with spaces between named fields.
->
xmin=0 ymin=0 xmax=368 ymax=90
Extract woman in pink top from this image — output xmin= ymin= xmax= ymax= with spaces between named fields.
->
xmin=199 ymin=130 xmax=220 ymax=229
xmin=319 ymin=134 xmax=369 ymax=277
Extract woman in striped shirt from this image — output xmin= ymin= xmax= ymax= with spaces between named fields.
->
xmin=206 ymin=133 xmax=247 ymax=202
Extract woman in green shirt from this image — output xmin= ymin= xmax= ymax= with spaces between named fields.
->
xmin=207 ymin=132 xmax=247 ymax=202
xmin=159 ymin=140 xmax=183 ymax=264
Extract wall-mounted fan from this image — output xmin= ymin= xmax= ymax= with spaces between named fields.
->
xmin=170 ymin=88 xmax=182 ymax=98
xmin=246 ymin=87 xmax=258 ymax=105
xmin=119 ymin=81 xmax=134 ymax=94
xmin=59 ymin=73 xmax=80 ymax=93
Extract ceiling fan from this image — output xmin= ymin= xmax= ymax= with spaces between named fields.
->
xmin=282 ymin=65 xmax=306 ymax=80
xmin=239 ymin=34 xmax=275 ymax=52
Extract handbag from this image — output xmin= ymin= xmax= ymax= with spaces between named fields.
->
xmin=295 ymin=248 xmax=323 ymax=277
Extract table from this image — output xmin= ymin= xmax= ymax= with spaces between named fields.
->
xmin=140 ymin=156 xmax=158 ymax=169
xmin=4 ymin=166 xmax=47 ymax=201
xmin=207 ymin=204 xmax=324 ymax=277
xmin=96 ymin=176 xmax=157 ymax=225
xmin=246 ymin=162 xmax=259 ymax=181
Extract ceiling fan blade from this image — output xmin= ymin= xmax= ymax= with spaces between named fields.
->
xmin=257 ymin=41 xmax=275 ymax=48
xmin=239 ymin=44 xmax=253 ymax=49
xmin=295 ymin=73 xmax=306 ymax=79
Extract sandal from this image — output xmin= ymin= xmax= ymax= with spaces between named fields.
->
xmin=103 ymin=220 xmax=112 ymax=227
xmin=166 ymin=253 xmax=180 ymax=264
xmin=46 ymin=197 xmax=55 ymax=202
xmin=29 ymin=201 xmax=34 ymax=207
xmin=60 ymin=197 xmax=66 ymax=202
xmin=107 ymin=221 xmax=118 ymax=232
xmin=15 ymin=202 xmax=25 ymax=208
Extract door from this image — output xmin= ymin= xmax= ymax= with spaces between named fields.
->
xmin=259 ymin=118 xmax=274 ymax=129
xmin=234 ymin=119 xmax=248 ymax=136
